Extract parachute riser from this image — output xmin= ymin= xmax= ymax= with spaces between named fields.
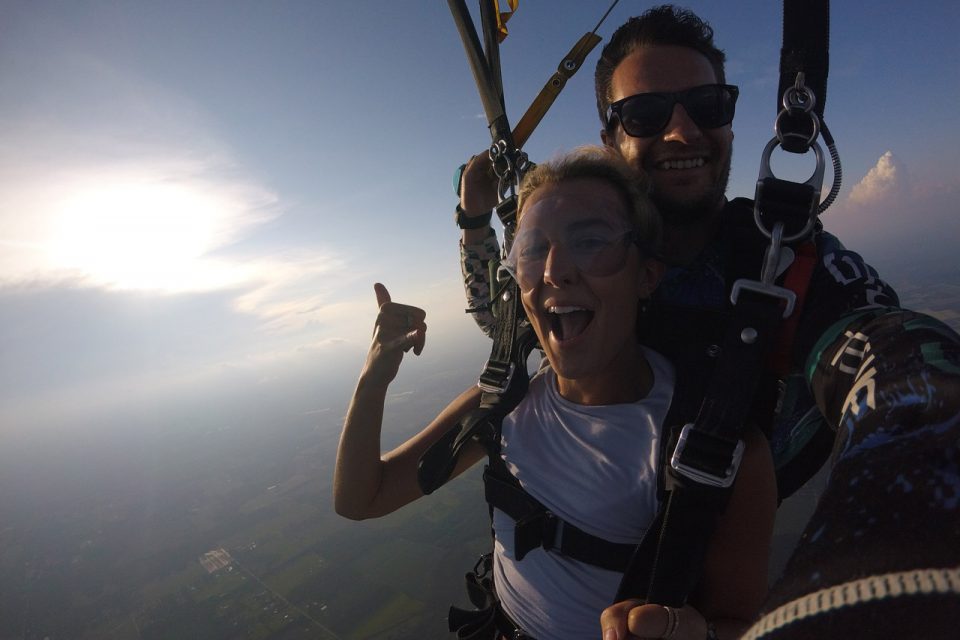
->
xmin=738 ymin=73 xmax=820 ymax=322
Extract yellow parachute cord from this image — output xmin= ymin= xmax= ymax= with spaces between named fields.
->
xmin=494 ymin=0 xmax=519 ymax=42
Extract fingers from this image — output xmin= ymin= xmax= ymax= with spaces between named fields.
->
xmin=411 ymin=325 xmax=426 ymax=356
xmin=600 ymin=599 xmax=642 ymax=640
xmin=460 ymin=151 xmax=499 ymax=214
xmin=383 ymin=329 xmax=420 ymax=353
xmin=374 ymin=282 xmax=391 ymax=308
xmin=601 ymin=601 xmax=679 ymax=640
xmin=372 ymin=284 xmax=427 ymax=356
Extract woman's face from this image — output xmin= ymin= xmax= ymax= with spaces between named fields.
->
xmin=512 ymin=177 xmax=661 ymax=383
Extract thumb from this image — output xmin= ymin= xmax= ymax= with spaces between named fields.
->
xmin=374 ymin=282 xmax=391 ymax=308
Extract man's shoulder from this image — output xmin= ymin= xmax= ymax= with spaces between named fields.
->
xmin=723 ymin=196 xmax=756 ymax=225
xmin=813 ymin=227 xmax=846 ymax=253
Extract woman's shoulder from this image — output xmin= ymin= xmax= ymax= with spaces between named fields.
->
xmin=642 ymin=345 xmax=675 ymax=399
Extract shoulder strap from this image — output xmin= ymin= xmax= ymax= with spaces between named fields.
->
xmin=418 ymin=277 xmax=536 ymax=494
xmin=616 ymin=277 xmax=787 ymax=604
xmin=617 ymin=0 xmax=832 ymax=595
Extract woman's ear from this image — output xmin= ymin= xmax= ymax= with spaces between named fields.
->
xmin=637 ymin=257 xmax=666 ymax=298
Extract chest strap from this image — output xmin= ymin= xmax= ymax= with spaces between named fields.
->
xmin=483 ymin=464 xmax=636 ymax=572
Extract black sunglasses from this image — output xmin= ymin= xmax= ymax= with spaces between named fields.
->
xmin=606 ymin=84 xmax=739 ymax=138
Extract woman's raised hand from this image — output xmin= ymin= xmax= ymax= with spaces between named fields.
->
xmin=362 ymin=283 xmax=427 ymax=386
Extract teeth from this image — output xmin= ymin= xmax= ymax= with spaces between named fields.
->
xmin=657 ymin=158 xmax=705 ymax=170
xmin=548 ymin=306 xmax=587 ymax=314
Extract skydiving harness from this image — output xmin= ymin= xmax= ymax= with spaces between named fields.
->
xmin=424 ymin=1 xmax=842 ymax=638
xmin=423 ymin=0 xmax=617 ymax=504
xmin=617 ymin=0 xmax=841 ymax=607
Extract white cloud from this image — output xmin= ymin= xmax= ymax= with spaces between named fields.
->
xmin=823 ymin=151 xmax=960 ymax=275
xmin=231 ymin=252 xmax=352 ymax=332
xmin=847 ymin=150 xmax=908 ymax=206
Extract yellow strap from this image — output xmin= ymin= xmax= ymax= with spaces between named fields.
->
xmin=511 ymin=32 xmax=602 ymax=148
xmin=494 ymin=0 xmax=519 ymax=42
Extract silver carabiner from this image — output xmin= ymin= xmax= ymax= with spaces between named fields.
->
xmin=754 ymin=136 xmax=825 ymax=244
xmin=761 ymin=222 xmax=785 ymax=286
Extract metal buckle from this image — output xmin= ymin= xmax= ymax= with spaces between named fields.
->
xmin=670 ymin=423 xmax=745 ymax=489
xmin=730 ymin=279 xmax=797 ymax=319
xmin=514 ymin=510 xmax=561 ymax=561
xmin=472 ymin=553 xmax=492 ymax=579
xmin=478 ymin=361 xmax=515 ymax=394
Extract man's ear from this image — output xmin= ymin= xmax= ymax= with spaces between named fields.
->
xmin=637 ymin=257 xmax=666 ymax=298
xmin=601 ymin=127 xmax=613 ymax=148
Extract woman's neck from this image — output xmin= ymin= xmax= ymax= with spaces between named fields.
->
xmin=555 ymin=341 xmax=652 ymax=405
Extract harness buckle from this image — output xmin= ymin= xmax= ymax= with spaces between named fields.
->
xmin=514 ymin=510 xmax=562 ymax=560
xmin=478 ymin=360 xmax=516 ymax=394
xmin=730 ymin=279 xmax=797 ymax=319
xmin=472 ymin=553 xmax=492 ymax=579
xmin=670 ymin=423 xmax=745 ymax=489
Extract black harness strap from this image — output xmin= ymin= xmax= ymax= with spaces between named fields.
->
xmin=447 ymin=0 xmax=514 ymax=152
xmin=483 ymin=462 xmax=636 ymax=572
xmin=448 ymin=552 xmax=535 ymax=640
xmin=616 ymin=284 xmax=788 ymax=604
xmin=777 ymin=0 xmax=829 ymax=154
xmin=418 ymin=280 xmax=535 ymax=495
xmin=618 ymin=2 xmax=832 ymax=606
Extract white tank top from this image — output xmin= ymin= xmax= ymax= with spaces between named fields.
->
xmin=493 ymin=346 xmax=674 ymax=640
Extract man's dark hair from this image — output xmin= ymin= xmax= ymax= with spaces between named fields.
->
xmin=594 ymin=5 xmax=727 ymax=127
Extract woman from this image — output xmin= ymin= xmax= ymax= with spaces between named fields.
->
xmin=334 ymin=146 xmax=775 ymax=639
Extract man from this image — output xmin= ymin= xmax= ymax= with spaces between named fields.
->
xmin=456 ymin=5 xmax=959 ymax=638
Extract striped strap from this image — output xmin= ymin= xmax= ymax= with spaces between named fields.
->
xmin=742 ymin=566 xmax=960 ymax=640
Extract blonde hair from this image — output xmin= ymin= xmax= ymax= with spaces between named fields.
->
xmin=516 ymin=145 xmax=661 ymax=253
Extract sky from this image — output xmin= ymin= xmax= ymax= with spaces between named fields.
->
xmin=1 ymin=0 xmax=959 ymax=445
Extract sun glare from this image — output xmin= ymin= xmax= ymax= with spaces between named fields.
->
xmin=46 ymin=176 xmax=270 ymax=292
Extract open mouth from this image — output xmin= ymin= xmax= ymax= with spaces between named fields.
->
xmin=547 ymin=305 xmax=594 ymax=342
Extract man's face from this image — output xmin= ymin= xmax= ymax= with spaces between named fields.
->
xmin=603 ymin=45 xmax=734 ymax=225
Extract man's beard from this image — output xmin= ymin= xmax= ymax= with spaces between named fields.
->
xmin=650 ymin=155 xmax=732 ymax=226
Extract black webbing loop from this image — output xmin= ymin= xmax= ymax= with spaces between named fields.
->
xmin=778 ymin=0 xmax=829 ymax=153
xmin=779 ymin=0 xmax=829 ymax=119
xmin=755 ymin=177 xmax=820 ymax=242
